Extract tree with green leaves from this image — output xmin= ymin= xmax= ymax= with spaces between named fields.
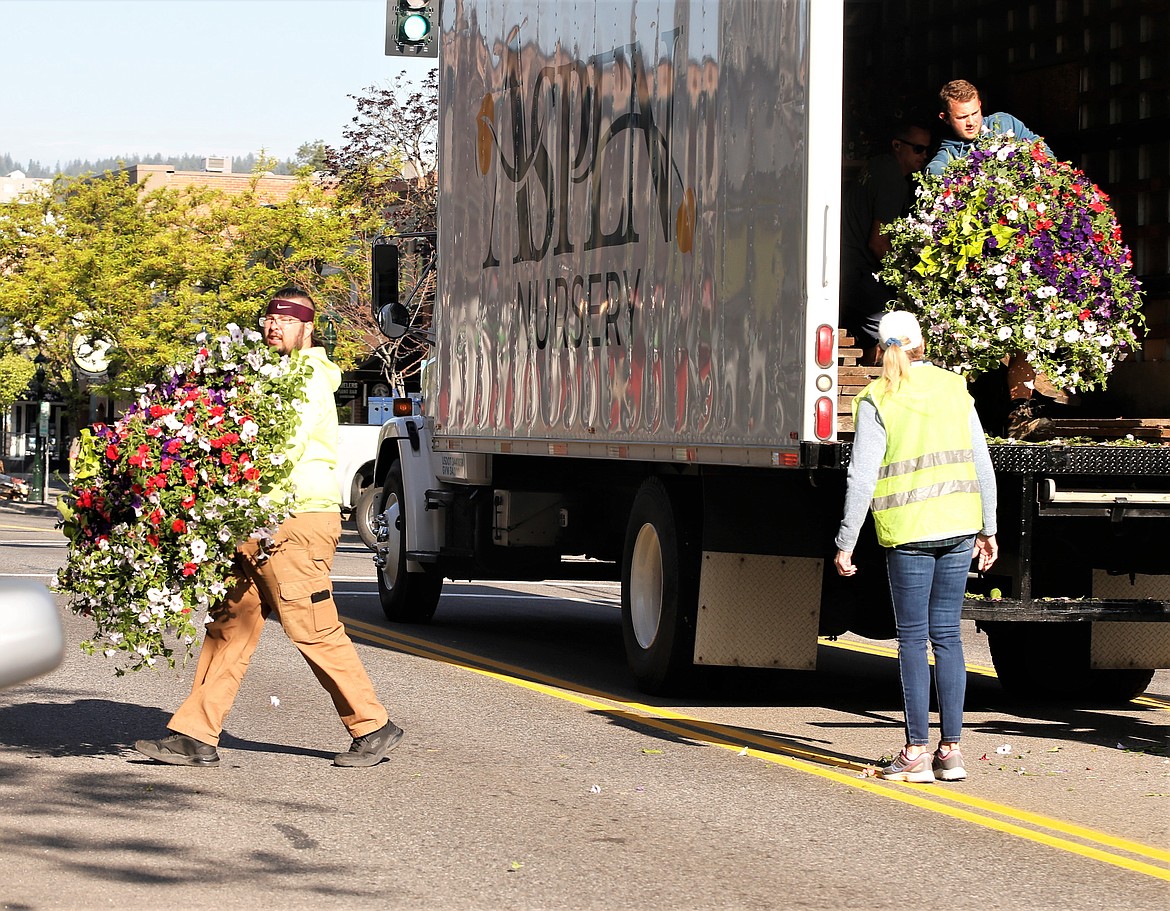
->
xmin=0 ymin=353 xmax=36 ymax=413
xmin=293 ymin=140 xmax=329 ymax=174
xmin=324 ymin=69 xmax=438 ymax=390
xmin=0 ymin=163 xmax=380 ymax=423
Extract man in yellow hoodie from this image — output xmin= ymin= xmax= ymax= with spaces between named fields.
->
xmin=135 ymin=287 xmax=402 ymax=768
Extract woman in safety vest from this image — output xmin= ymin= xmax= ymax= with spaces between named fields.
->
xmin=835 ymin=310 xmax=998 ymax=783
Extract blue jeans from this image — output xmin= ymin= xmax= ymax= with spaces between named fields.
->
xmin=885 ymin=536 xmax=975 ymax=746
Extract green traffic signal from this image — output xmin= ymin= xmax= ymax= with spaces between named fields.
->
xmin=387 ymin=0 xmax=436 ymax=57
xmin=401 ymin=12 xmax=430 ymax=43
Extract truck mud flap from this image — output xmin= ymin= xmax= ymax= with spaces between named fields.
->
xmin=694 ymin=553 xmax=821 ymax=670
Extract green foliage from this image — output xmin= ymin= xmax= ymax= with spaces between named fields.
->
xmin=56 ymin=325 xmax=308 ymax=673
xmin=293 ymin=140 xmax=328 ymax=174
xmin=0 ymin=167 xmax=380 ymax=406
xmin=0 ymin=353 xmax=36 ymax=410
xmin=1 ymin=74 xmax=441 ymax=408
xmin=879 ymin=134 xmax=1144 ymax=392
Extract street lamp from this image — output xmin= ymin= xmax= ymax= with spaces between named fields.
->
xmin=321 ymin=311 xmax=338 ymax=358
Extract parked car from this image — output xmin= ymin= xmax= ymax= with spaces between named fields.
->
xmin=337 ymin=423 xmax=383 ymax=549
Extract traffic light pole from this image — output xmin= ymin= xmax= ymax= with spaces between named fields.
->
xmin=30 ymin=401 xmax=49 ymax=504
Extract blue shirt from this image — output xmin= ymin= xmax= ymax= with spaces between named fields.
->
xmin=927 ymin=112 xmax=1050 ymax=176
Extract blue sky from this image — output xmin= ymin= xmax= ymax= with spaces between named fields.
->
xmin=0 ymin=0 xmax=434 ymax=168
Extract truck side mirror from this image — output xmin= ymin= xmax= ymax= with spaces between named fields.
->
xmin=378 ymin=302 xmax=412 ymax=339
xmin=372 ymin=242 xmax=399 ymax=312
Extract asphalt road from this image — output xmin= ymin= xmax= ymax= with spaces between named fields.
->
xmin=1 ymin=503 xmax=1168 ymax=910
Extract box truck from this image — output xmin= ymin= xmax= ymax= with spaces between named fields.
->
xmin=366 ymin=0 xmax=1170 ymax=702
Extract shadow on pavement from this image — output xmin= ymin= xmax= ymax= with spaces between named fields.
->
xmin=0 ymin=697 xmax=335 ymax=761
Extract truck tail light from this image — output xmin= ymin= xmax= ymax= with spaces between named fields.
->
xmin=815 ymin=396 xmax=834 ymax=440
xmin=815 ymin=324 xmax=834 ymax=369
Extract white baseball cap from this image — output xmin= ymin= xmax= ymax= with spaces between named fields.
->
xmin=877 ymin=310 xmax=924 ymax=351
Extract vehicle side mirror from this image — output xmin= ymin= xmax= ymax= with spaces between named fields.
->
xmin=372 ymin=242 xmax=399 ymax=311
xmin=0 ymin=580 xmax=64 ymax=689
xmin=378 ymin=303 xmax=412 ymax=339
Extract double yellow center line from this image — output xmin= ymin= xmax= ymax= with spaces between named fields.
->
xmin=341 ymin=614 xmax=1170 ymax=882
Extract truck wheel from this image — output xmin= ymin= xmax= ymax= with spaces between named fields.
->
xmin=985 ymin=622 xmax=1155 ymax=705
xmin=621 ymin=477 xmax=700 ymax=694
xmin=354 ymin=484 xmax=380 ymax=551
xmin=376 ymin=462 xmax=442 ymax=624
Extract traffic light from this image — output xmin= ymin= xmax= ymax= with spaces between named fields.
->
xmin=386 ymin=0 xmax=437 ymax=58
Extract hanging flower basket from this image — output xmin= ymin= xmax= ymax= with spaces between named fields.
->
xmin=55 ymin=324 xmax=308 ymax=674
xmin=878 ymin=133 xmax=1144 ymax=393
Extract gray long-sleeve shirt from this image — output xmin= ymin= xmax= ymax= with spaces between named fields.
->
xmin=835 ymin=369 xmax=998 ymax=552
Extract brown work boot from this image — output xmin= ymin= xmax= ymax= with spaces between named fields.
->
xmin=333 ymin=720 xmax=404 ymax=768
xmin=1006 ymin=399 xmax=1058 ymax=441
xmin=134 ymin=733 xmax=221 ymax=767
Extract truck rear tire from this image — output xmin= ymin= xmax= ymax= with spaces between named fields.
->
xmin=354 ymin=484 xmax=380 ymax=551
xmin=985 ymin=622 xmax=1155 ymax=705
xmin=621 ymin=477 xmax=700 ymax=694
xmin=376 ymin=462 xmax=442 ymax=624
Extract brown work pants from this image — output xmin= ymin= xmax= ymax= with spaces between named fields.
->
xmin=168 ymin=511 xmax=388 ymax=747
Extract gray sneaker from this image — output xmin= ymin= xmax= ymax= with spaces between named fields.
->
xmin=877 ymin=749 xmax=934 ymax=783
xmin=933 ymin=747 xmax=967 ymax=781
xmin=134 ymin=733 xmax=220 ymax=767
xmin=334 ymin=721 xmax=404 ymax=768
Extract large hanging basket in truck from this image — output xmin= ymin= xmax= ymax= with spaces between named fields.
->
xmin=879 ymin=132 xmax=1145 ymax=393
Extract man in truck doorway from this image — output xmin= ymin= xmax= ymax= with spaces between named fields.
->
xmin=135 ymin=287 xmax=404 ymax=769
xmin=841 ymin=119 xmax=933 ymax=366
xmin=929 ymin=78 xmax=1063 ymax=440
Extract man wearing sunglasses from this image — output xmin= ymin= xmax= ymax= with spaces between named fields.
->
xmin=841 ymin=121 xmax=934 ymax=364
xmin=928 ymin=78 xmax=1049 ymax=176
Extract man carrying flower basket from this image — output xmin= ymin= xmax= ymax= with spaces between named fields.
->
xmin=929 ymin=80 xmax=1068 ymax=436
xmin=878 ymin=80 xmax=1143 ymax=439
xmin=134 ymin=288 xmax=404 ymax=769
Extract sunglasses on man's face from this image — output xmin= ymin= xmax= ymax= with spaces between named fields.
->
xmin=896 ymin=140 xmax=930 ymax=154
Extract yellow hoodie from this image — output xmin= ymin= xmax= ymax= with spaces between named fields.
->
xmin=279 ymin=346 xmax=342 ymax=513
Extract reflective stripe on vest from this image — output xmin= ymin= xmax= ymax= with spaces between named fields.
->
xmin=859 ymin=365 xmax=983 ymax=548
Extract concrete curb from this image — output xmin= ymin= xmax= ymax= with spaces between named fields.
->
xmin=0 ymin=482 xmax=68 ymax=518
xmin=0 ymin=499 xmax=61 ymax=518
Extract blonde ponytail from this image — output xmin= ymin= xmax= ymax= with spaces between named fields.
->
xmin=875 ymin=311 xmax=927 ymax=395
xmin=879 ymin=340 xmax=926 ymax=394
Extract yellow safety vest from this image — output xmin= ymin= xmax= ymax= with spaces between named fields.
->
xmin=854 ymin=364 xmax=983 ymax=548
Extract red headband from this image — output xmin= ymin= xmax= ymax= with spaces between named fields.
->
xmin=265 ymin=298 xmax=315 ymax=323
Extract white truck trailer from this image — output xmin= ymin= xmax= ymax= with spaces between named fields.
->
xmin=367 ymin=0 xmax=1170 ymax=702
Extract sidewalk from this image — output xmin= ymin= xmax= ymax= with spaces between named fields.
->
xmin=0 ymin=478 xmax=68 ymax=518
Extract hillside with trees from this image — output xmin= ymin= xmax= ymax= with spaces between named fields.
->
xmin=0 ymin=150 xmax=304 ymax=178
